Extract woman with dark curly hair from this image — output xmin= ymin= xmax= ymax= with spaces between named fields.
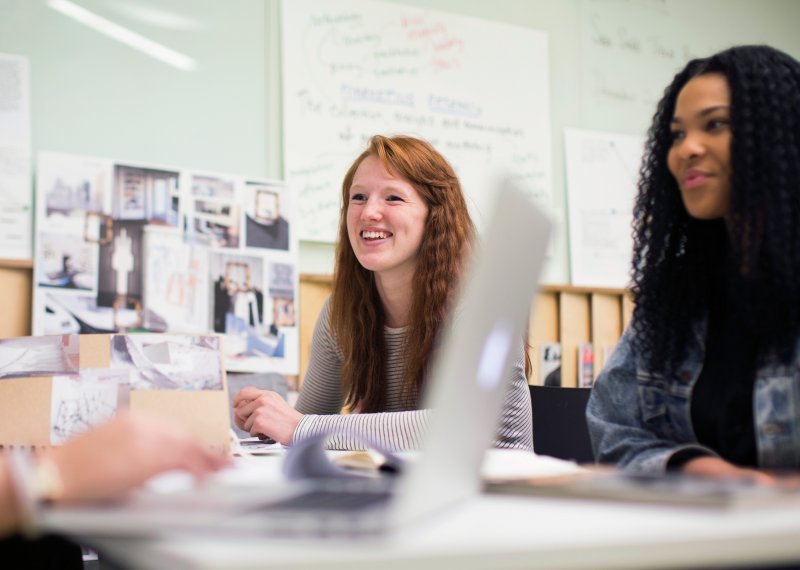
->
xmin=587 ymin=45 xmax=800 ymax=481
xmin=233 ymin=135 xmax=533 ymax=451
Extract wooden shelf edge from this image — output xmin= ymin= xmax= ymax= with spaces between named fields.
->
xmin=540 ymin=283 xmax=629 ymax=296
xmin=0 ymin=258 xmax=33 ymax=269
xmin=300 ymin=275 xmax=631 ymax=297
xmin=300 ymin=273 xmax=334 ymax=285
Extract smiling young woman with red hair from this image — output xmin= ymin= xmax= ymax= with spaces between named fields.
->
xmin=234 ymin=135 xmax=533 ymax=451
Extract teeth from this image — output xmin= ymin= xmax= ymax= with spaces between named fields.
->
xmin=363 ymin=231 xmax=388 ymax=239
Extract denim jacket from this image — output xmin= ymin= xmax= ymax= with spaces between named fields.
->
xmin=586 ymin=319 xmax=800 ymax=472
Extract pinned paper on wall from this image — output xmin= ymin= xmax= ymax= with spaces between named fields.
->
xmin=565 ymin=128 xmax=644 ymax=288
xmin=0 ymin=52 xmax=32 ymax=260
xmin=33 ymin=152 xmax=300 ymax=375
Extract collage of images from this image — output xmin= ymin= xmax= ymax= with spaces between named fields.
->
xmin=0 ymin=334 xmax=223 ymax=445
xmin=32 ymin=151 xmax=299 ymax=374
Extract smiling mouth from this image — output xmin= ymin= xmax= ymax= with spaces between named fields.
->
xmin=683 ymin=172 xmax=711 ymax=189
xmin=361 ymin=230 xmax=392 ymax=240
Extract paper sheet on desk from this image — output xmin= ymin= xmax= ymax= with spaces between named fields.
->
xmin=326 ymin=448 xmax=587 ymax=479
xmin=234 ymin=436 xmax=284 ymax=456
xmin=481 ymin=449 xmax=588 ymax=480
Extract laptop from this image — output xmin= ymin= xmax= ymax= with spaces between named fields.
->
xmin=41 ymin=180 xmax=552 ymax=538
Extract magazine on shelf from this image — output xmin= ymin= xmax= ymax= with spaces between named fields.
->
xmin=539 ymin=342 xmax=561 ymax=387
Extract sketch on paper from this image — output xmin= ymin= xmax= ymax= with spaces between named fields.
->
xmin=50 ymin=372 xmax=121 ymax=445
xmin=565 ymin=128 xmax=644 ymax=288
xmin=109 ymin=334 xmax=223 ymax=390
xmin=0 ymin=335 xmax=79 ymax=379
xmin=143 ymin=226 xmax=209 ymax=332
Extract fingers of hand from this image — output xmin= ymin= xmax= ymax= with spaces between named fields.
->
xmin=174 ymin=441 xmax=230 ymax=481
xmin=232 ymin=387 xmax=267 ymax=407
xmin=243 ymin=411 xmax=260 ymax=434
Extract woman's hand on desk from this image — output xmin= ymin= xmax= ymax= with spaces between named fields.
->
xmin=681 ymin=456 xmax=777 ymax=485
xmin=47 ymin=412 xmax=230 ymax=504
xmin=233 ymin=388 xmax=303 ymax=445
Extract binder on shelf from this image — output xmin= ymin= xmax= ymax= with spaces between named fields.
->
xmin=578 ymin=342 xmax=594 ymax=387
xmin=539 ymin=342 xmax=561 ymax=387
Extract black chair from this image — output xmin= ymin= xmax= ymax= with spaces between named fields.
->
xmin=0 ymin=534 xmax=83 ymax=569
xmin=530 ymin=385 xmax=595 ymax=464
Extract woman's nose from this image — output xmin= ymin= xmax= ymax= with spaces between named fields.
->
xmin=677 ymin=131 xmax=705 ymax=159
xmin=362 ymin=196 xmax=382 ymax=220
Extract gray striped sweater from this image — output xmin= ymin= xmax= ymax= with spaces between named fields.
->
xmin=293 ymin=298 xmax=534 ymax=451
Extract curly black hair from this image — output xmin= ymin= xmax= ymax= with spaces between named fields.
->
xmin=631 ymin=45 xmax=800 ymax=372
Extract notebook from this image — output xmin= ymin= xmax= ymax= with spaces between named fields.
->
xmin=40 ymin=180 xmax=552 ymax=538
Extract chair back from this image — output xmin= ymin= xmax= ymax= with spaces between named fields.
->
xmin=530 ymin=385 xmax=594 ymax=463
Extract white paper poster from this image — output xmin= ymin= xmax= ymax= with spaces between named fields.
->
xmin=0 ymin=53 xmax=32 ymax=259
xmin=565 ymin=128 xmax=644 ymax=288
xmin=283 ymin=0 xmax=552 ymax=243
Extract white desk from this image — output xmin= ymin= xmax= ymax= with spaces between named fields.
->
xmin=50 ymin=452 xmax=800 ymax=570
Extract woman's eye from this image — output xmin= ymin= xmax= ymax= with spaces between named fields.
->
xmin=670 ymin=130 xmax=685 ymax=142
xmin=707 ymin=119 xmax=729 ymax=131
xmin=350 ymin=193 xmax=366 ymax=202
xmin=387 ymin=195 xmax=405 ymax=202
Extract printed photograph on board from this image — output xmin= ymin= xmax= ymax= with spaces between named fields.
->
xmin=109 ymin=334 xmax=223 ymax=390
xmin=36 ymin=232 xmax=97 ymax=291
xmin=39 ymin=152 xmax=108 ymax=226
xmin=0 ymin=334 xmax=80 ymax=379
xmin=32 ymin=152 xmax=300 ymax=375
xmin=244 ymin=180 xmax=292 ymax=251
xmin=188 ymin=173 xmax=240 ymax=248
xmin=113 ymin=164 xmax=180 ymax=226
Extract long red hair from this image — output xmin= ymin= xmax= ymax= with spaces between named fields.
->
xmin=331 ymin=135 xmax=475 ymax=412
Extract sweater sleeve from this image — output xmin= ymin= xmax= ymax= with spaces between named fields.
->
xmin=493 ymin=346 xmax=534 ymax=451
xmin=292 ymin=310 xmax=533 ymax=452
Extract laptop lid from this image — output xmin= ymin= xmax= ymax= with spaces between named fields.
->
xmin=389 ymin=179 xmax=551 ymax=526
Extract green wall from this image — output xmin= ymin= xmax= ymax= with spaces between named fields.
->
xmin=3 ymin=0 xmax=800 ymax=278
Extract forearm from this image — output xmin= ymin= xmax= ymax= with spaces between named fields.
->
xmin=0 ymin=459 xmax=22 ymax=536
xmin=294 ymin=410 xmax=430 ymax=451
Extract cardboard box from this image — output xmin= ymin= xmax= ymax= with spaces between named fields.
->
xmin=0 ymin=333 xmax=230 ymax=453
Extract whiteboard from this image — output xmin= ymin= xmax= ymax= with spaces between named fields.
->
xmin=282 ymin=0 xmax=552 ymax=243
xmin=565 ymin=128 xmax=644 ymax=288
xmin=577 ymin=0 xmax=787 ymax=136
